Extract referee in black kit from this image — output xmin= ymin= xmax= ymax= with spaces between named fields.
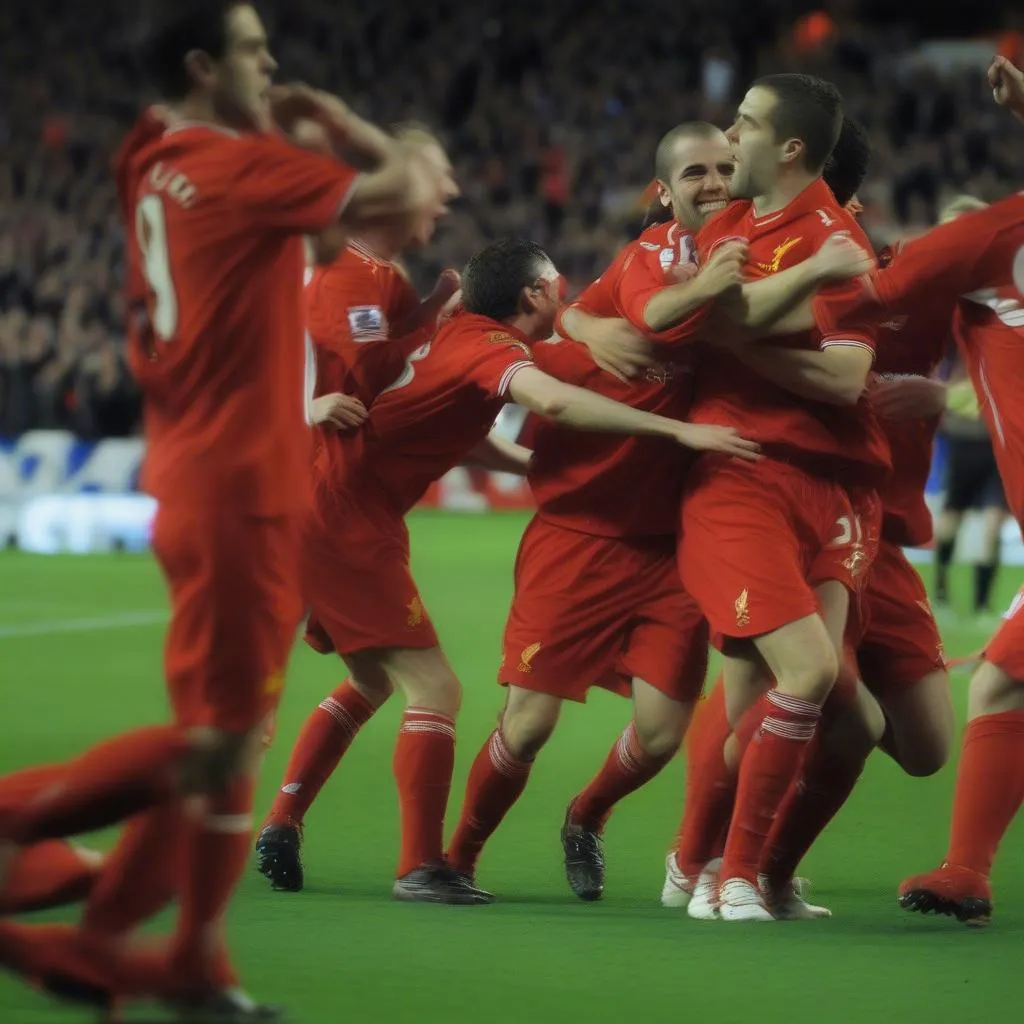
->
xmin=934 ymin=374 xmax=1010 ymax=617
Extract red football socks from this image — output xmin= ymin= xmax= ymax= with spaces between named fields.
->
xmin=82 ymin=801 xmax=186 ymax=937
xmin=675 ymin=682 xmax=736 ymax=876
xmin=0 ymin=841 xmax=102 ymax=915
xmin=0 ymin=726 xmax=188 ymax=844
xmin=720 ymin=689 xmax=821 ymax=885
xmin=393 ymin=707 xmax=456 ymax=877
xmin=760 ymin=734 xmax=865 ymax=886
xmin=447 ymin=729 xmax=532 ymax=876
xmin=571 ymin=722 xmax=676 ymax=833
xmin=169 ymin=777 xmax=256 ymax=992
xmin=945 ymin=710 xmax=1024 ymax=876
xmin=264 ymin=680 xmax=379 ymax=828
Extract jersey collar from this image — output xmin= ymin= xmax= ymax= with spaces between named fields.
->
xmin=751 ymin=178 xmax=836 ymax=230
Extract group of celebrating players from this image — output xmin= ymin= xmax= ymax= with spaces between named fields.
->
xmin=1 ymin=0 xmax=1023 ymax=1019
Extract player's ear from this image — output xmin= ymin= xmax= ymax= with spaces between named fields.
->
xmin=184 ymin=49 xmax=218 ymax=91
xmin=656 ymin=180 xmax=672 ymax=208
xmin=780 ymin=137 xmax=804 ymax=168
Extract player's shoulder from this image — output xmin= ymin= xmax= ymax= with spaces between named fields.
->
xmin=441 ymin=311 xmax=533 ymax=358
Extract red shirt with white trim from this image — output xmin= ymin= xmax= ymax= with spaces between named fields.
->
xmin=333 ymin=310 xmax=535 ymax=515
xmin=527 ymin=220 xmax=698 ymax=537
xmin=690 ymin=179 xmax=890 ymax=481
xmin=815 ymin=194 xmax=1024 ymax=524
xmin=118 ymin=120 xmax=358 ymax=514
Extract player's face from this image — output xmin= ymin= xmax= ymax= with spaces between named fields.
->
xmin=726 ymin=87 xmax=783 ymax=199
xmin=522 ymin=260 xmax=561 ymax=337
xmin=212 ymin=5 xmax=279 ymax=132
xmin=408 ymin=142 xmax=460 ymax=248
xmin=657 ymin=134 xmax=735 ymax=230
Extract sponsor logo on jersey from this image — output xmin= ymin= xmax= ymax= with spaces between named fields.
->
xmin=348 ymin=305 xmax=386 ymax=341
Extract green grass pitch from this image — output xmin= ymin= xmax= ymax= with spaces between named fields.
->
xmin=0 ymin=510 xmax=1021 ymax=1023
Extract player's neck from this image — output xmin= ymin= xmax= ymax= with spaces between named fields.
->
xmin=752 ymin=171 xmax=817 ymax=218
xmin=354 ymin=228 xmax=402 ymax=262
xmin=171 ymin=96 xmax=233 ymax=132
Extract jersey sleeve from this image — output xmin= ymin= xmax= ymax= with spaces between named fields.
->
xmin=613 ymin=246 xmax=710 ymax=344
xmin=306 ymin=265 xmax=377 ymax=356
xmin=815 ymin=280 xmax=877 ymax=357
xmin=232 ymin=136 xmax=359 ymax=233
xmin=465 ymin=334 xmax=536 ymax=400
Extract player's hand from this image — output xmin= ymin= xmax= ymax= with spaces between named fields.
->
xmin=867 ymin=376 xmax=947 ymax=420
xmin=430 ymin=269 xmax=461 ymax=306
xmin=578 ymin=319 xmax=656 ymax=382
xmin=812 ymin=232 xmax=875 ymax=281
xmin=697 ymin=241 xmax=747 ymax=297
xmin=988 ymin=56 xmax=1024 ymax=121
xmin=671 ymin=423 xmax=761 ymax=461
xmin=311 ymin=393 xmax=368 ymax=431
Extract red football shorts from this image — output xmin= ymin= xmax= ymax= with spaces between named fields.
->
xmin=678 ymin=456 xmax=880 ymax=646
xmin=299 ymin=485 xmax=438 ymax=656
xmin=984 ymin=587 xmax=1024 ymax=681
xmin=500 ymin=516 xmax=708 ymax=703
xmin=153 ymin=504 xmax=303 ymax=733
xmin=855 ymin=540 xmax=947 ymax=697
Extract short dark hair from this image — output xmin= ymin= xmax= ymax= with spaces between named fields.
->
xmin=145 ymin=1 xmax=248 ymax=99
xmin=461 ymin=238 xmax=551 ymax=321
xmin=753 ymin=73 xmax=843 ymax=173
xmin=823 ymin=117 xmax=871 ymax=206
xmin=654 ymin=121 xmax=724 ymax=181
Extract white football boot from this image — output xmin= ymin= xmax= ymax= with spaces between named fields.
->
xmin=718 ymin=877 xmax=775 ymax=922
xmin=688 ymin=857 xmax=723 ymax=920
xmin=760 ymin=875 xmax=832 ymax=920
xmin=660 ymin=851 xmax=694 ymax=909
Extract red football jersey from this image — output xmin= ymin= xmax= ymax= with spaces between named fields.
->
xmin=868 ymin=245 xmax=955 ymax=546
xmin=691 ymin=179 xmax=890 ymax=481
xmin=814 ymin=192 xmax=1024 ymax=525
xmin=306 ymin=240 xmax=429 ymax=490
xmin=306 ymin=240 xmax=427 ymax=407
xmin=332 ymin=311 xmax=535 ymax=515
xmin=559 ymin=220 xmax=710 ymax=346
xmin=119 ymin=120 xmax=358 ymax=513
xmin=527 ymin=221 xmax=699 ymax=537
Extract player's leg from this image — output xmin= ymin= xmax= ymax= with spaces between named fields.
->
xmin=932 ymin=510 xmax=961 ymax=608
xmin=900 ymin=592 xmax=1024 ymax=924
xmin=975 ymin=498 xmax=1006 ymax=615
xmin=447 ymin=686 xmax=562 ymax=885
xmin=343 ymin=644 xmax=490 ymax=904
xmin=934 ymin=435 xmax=976 ymax=608
xmin=256 ymin=668 xmax=388 ymax=892
xmin=759 ymin=667 xmax=885 ymax=919
xmin=565 ymin=572 xmax=707 ymax=901
xmin=716 ymin=579 xmax=849 ymax=920
xmin=858 ymin=543 xmax=954 ymax=777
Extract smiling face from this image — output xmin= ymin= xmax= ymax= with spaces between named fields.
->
xmin=657 ymin=130 xmax=735 ymax=230
xmin=725 ymin=86 xmax=785 ymax=200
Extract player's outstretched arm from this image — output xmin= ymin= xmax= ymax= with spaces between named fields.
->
xmin=557 ymin=307 xmax=656 ymax=381
xmin=464 ymin=432 xmax=532 ymax=475
xmin=729 ymin=345 xmax=873 ymax=406
xmin=721 ymin=234 xmax=874 ymax=333
xmin=508 ymin=366 xmax=760 ymax=459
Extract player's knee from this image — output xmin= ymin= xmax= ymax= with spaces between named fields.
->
xmin=182 ymin=726 xmax=262 ymax=793
xmin=823 ymin=694 xmax=884 ymax=762
xmin=781 ymin=646 xmax=839 ymax=705
xmin=633 ymin=708 xmax=688 ymax=760
xmin=501 ymin=691 xmax=560 ymax=760
xmin=968 ymin=661 xmax=1024 ymax=719
xmin=897 ymin=741 xmax=950 ymax=778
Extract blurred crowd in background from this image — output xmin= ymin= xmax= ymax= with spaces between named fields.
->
xmin=0 ymin=0 xmax=1021 ymax=438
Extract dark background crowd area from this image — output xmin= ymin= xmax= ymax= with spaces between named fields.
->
xmin=0 ymin=0 xmax=1021 ymax=438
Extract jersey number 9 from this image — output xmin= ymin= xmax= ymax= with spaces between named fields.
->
xmin=136 ymin=195 xmax=178 ymax=341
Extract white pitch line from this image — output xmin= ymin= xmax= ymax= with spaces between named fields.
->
xmin=0 ymin=610 xmax=168 ymax=639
